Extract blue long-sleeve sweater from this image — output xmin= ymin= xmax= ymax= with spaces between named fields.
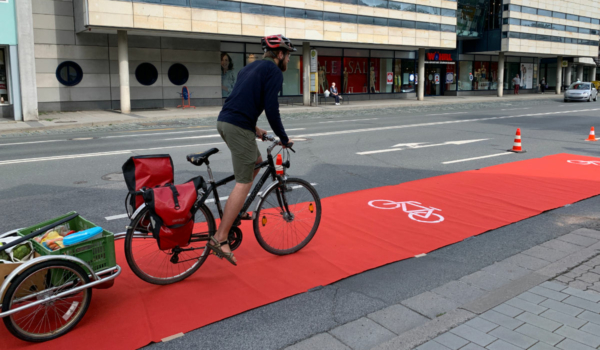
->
xmin=217 ymin=57 xmax=289 ymax=145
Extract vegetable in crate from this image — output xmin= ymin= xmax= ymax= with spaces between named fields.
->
xmin=13 ymin=244 xmax=31 ymax=261
xmin=0 ymin=243 xmax=9 ymax=261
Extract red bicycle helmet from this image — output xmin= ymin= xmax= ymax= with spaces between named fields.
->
xmin=261 ymin=35 xmax=297 ymax=52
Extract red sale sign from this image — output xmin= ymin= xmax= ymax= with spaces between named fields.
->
xmin=386 ymin=72 xmax=393 ymax=85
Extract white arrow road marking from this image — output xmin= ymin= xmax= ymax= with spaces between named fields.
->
xmin=105 ymin=183 xmax=318 ymax=221
xmin=442 ymin=152 xmax=513 ymax=164
xmin=0 ymin=142 xmax=224 ymax=166
xmin=357 ymin=139 xmax=489 ymax=155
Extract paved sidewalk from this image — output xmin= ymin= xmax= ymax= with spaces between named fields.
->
xmin=284 ymin=228 xmax=600 ymax=350
xmin=0 ymin=93 xmax=560 ymax=134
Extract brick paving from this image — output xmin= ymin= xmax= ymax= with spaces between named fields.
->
xmin=285 ymin=228 xmax=600 ymax=350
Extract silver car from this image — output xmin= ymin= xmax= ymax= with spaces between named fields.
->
xmin=564 ymin=82 xmax=598 ymax=102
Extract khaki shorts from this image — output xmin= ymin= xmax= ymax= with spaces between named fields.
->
xmin=217 ymin=121 xmax=261 ymax=184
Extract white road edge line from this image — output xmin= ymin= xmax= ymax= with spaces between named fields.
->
xmin=105 ymin=183 xmax=318 ymax=221
xmin=415 ymin=253 xmax=427 ymax=258
xmin=442 ymin=152 xmax=513 ymax=164
xmin=0 ymin=140 xmax=66 ymax=147
xmin=319 ymin=118 xmax=379 ymax=124
xmin=0 ymin=142 xmax=225 ymax=166
xmin=163 ymin=128 xmax=307 ymax=141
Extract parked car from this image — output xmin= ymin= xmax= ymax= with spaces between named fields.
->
xmin=564 ymin=82 xmax=598 ymax=102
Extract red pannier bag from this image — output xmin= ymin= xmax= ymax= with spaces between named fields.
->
xmin=142 ymin=177 xmax=205 ymax=250
xmin=122 ymin=155 xmax=174 ymax=217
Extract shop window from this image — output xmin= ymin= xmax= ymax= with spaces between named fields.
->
xmin=56 ymin=61 xmax=83 ymax=87
xmin=394 ymin=59 xmax=415 ymax=93
xmin=168 ymin=63 xmax=189 ymax=86
xmin=0 ymin=49 xmax=7 ymax=104
xmin=315 ymin=56 xmax=342 ymax=94
xmin=519 ymin=63 xmax=534 ymax=89
xmin=343 ymin=57 xmax=368 ymax=93
xmin=369 ymin=58 xmax=393 ymax=93
xmin=489 ymin=62 xmax=498 ymax=90
xmin=135 ymin=63 xmax=158 ymax=86
xmin=505 ymin=62 xmax=520 ymax=90
xmin=221 ymin=52 xmax=244 ymax=97
xmin=473 ymin=61 xmax=490 ymax=90
xmin=445 ymin=64 xmax=456 ymax=92
xmin=282 ymin=55 xmax=301 ymax=96
xmin=458 ymin=61 xmax=472 ymax=90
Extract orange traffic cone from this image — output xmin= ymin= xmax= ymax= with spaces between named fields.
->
xmin=276 ymin=154 xmax=284 ymax=175
xmin=585 ymin=127 xmax=598 ymax=141
xmin=508 ymin=128 xmax=526 ymax=153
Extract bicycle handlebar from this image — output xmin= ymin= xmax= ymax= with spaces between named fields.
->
xmin=261 ymin=134 xmax=295 ymax=153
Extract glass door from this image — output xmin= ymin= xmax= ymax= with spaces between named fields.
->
xmin=425 ymin=65 xmax=442 ymax=96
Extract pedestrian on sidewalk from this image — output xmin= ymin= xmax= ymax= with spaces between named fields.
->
xmin=512 ymin=74 xmax=520 ymax=95
xmin=330 ymin=82 xmax=341 ymax=105
xmin=540 ymin=77 xmax=546 ymax=94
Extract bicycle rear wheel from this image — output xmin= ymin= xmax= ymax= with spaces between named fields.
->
xmin=253 ymin=178 xmax=321 ymax=255
xmin=124 ymin=205 xmax=215 ymax=285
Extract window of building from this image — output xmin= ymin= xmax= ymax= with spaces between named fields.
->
xmin=579 ymin=28 xmax=591 ymax=34
xmin=490 ymin=62 xmax=499 ymax=90
xmin=56 ymin=61 xmax=83 ymax=87
xmin=552 ymin=12 xmax=566 ymax=19
xmin=370 ymin=57 xmax=393 ymax=93
xmin=358 ymin=0 xmax=388 ymax=8
xmin=416 ymin=5 xmax=440 ymax=16
xmin=566 ymin=26 xmax=578 ymax=33
xmin=168 ymin=63 xmax=189 ymax=86
xmin=135 ymin=63 xmax=158 ymax=86
xmin=282 ymin=55 xmax=301 ymax=96
xmin=552 ymin=24 xmax=566 ymax=31
xmin=0 ymin=49 xmax=7 ymax=104
xmin=592 ymin=19 xmax=600 ymax=25
xmin=394 ymin=59 xmax=415 ymax=93
xmin=566 ymin=14 xmax=579 ymax=21
xmin=505 ymin=62 xmax=520 ymax=90
xmin=579 ymin=16 xmax=591 ymax=23
xmin=538 ymin=9 xmax=552 ymax=17
xmin=343 ymin=55 xmax=369 ymax=94
xmin=521 ymin=6 xmax=537 ymax=15
xmin=441 ymin=9 xmax=456 ymax=18
xmin=458 ymin=61 xmax=472 ymax=90
xmin=473 ymin=61 xmax=490 ymax=90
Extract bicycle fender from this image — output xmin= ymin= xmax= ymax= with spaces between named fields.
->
xmin=252 ymin=181 xmax=281 ymax=217
xmin=131 ymin=203 xmax=147 ymax=220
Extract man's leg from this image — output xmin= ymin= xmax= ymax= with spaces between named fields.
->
xmin=214 ymin=156 xmax=263 ymax=261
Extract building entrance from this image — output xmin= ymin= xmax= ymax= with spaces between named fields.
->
xmin=425 ymin=65 xmax=442 ymax=96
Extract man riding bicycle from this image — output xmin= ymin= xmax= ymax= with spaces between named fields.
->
xmin=210 ymin=35 xmax=296 ymax=265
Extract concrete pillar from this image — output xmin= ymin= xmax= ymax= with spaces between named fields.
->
xmin=8 ymin=46 xmax=22 ymax=121
xmin=302 ymin=42 xmax=310 ymax=106
xmin=417 ymin=48 xmax=425 ymax=101
xmin=556 ymin=56 xmax=563 ymax=94
xmin=497 ymin=52 xmax=505 ymax=97
xmin=565 ymin=65 xmax=572 ymax=86
xmin=577 ymin=64 xmax=584 ymax=82
xmin=592 ymin=66 xmax=597 ymax=81
xmin=15 ymin=0 xmax=38 ymax=121
xmin=118 ymin=31 xmax=131 ymax=114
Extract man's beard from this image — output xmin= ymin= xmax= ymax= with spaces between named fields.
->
xmin=278 ymin=59 xmax=288 ymax=72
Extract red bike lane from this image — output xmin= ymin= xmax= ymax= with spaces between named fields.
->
xmin=3 ymin=153 xmax=600 ymax=349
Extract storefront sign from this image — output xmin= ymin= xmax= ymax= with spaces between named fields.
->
xmin=434 ymin=74 xmax=440 ymax=85
xmin=446 ymin=72 xmax=454 ymax=84
xmin=386 ymin=72 xmax=393 ymax=85
xmin=561 ymin=60 xmax=568 ymax=68
xmin=426 ymin=52 xmax=453 ymax=62
xmin=310 ymin=50 xmax=318 ymax=73
xmin=409 ymin=74 xmax=415 ymax=82
xmin=469 ymin=73 xmax=473 ymax=81
xmin=310 ymin=72 xmax=318 ymax=93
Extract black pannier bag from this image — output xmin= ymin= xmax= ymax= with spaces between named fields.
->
xmin=142 ymin=177 xmax=205 ymax=250
xmin=122 ymin=155 xmax=174 ymax=217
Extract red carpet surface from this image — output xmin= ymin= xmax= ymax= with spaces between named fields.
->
xmin=2 ymin=153 xmax=600 ymax=349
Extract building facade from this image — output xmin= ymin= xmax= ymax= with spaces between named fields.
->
xmin=2 ymin=0 xmax=599 ymax=120
xmin=0 ymin=0 xmax=21 ymax=120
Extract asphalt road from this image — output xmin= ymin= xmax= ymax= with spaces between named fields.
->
xmin=1 ymin=97 xmax=599 ymax=349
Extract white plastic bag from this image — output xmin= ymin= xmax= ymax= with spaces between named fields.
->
xmin=0 ymin=237 xmax=34 ymax=263
xmin=324 ymin=90 xmax=330 ymax=97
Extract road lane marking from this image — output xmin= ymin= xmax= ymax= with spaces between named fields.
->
xmin=442 ymin=152 xmax=513 ymax=164
xmin=415 ymin=254 xmax=427 ymax=258
xmin=501 ymin=108 xmax=529 ymax=111
xmin=357 ymin=139 xmax=489 ymax=155
xmin=425 ymin=112 xmax=468 ymax=116
xmin=103 ymin=129 xmax=217 ymax=139
xmin=319 ymin=118 xmax=379 ymax=124
xmin=0 ymin=140 xmax=66 ymax=147
xmin=292 ymin=108 xmax=600 ymax=139
xmin=163 ymin=128 xmax=306 ymax=141
xmin=105 ymin=183 xmax=318 ymax=221
xmin=0 ymin=142 xmax=224 ymax=166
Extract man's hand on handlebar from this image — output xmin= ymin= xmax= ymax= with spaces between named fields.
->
xmin=255 ymin=126 xmax=268 ymax=139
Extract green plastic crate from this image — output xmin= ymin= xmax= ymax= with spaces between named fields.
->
xmin=18 ymin=212 xmax=117 ymax=273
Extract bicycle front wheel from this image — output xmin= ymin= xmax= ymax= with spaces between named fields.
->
xmin=124 ymin=205 xmax=215 ymax=285
xmin=253 ymin=178 xmax=321 ymax=255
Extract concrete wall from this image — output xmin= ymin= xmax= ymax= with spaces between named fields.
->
xmin=85 ymin=0 xmax=457 ymax=48
xmin=33 ymin=0 xmax=221 ymax=112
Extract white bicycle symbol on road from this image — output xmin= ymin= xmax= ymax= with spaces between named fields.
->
xmin=568 ymin=160 xmax=600 ymax=166
xmin=368 ymin=200 xmax=445 ymax=223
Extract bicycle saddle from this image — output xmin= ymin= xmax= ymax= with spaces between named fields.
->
xmin=186 ymin=148 xmax=219 ymax=166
